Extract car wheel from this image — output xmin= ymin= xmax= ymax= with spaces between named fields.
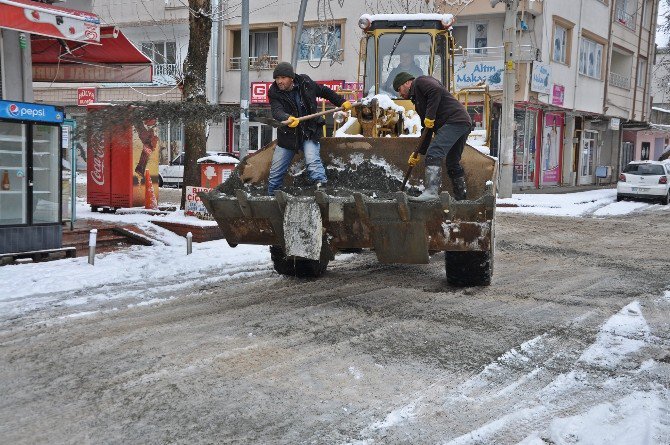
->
xmin=616 ymin=194 xmax=622 ymax=202
xmin=662 ymin=191 xmax=670 ymax=206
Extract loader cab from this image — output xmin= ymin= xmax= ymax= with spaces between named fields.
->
xmin=358 ymin=14 xmax=455 ymax=99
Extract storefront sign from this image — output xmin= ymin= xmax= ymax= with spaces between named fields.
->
xmin=77 ymin=87 xmax=96 ymax=106
xmin=0 ymin=100 xmax=63 ymax=123
xmin=610 ymin=117 xmax=621 ymax=130
xmin=454 ymin=58 xmax=504 ymax=91
xmin=551 ymin=84 xmax=565 ymax=106
xmin=185 ymin=186 xmax=212 ymax=219
xmin=33 ymin=64 xmax=152 ymax=83
xmin=250 ymin=80 xmax=346 ymax=104
xmin=531 ymin=63 xmax=551 ymax=95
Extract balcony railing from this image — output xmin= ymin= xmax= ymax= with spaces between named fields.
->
xmin=453 ymin=45 xmax=541 ymax=62
xmin=154 ymin=63 xmax=181 ymax=78
xmin=229 ymin=55 xmax=279 ymax=70
xmin=615 ymin=6 xmax=636 ymax=31
xmin=609 ymin=72 xmax=631 ymax=90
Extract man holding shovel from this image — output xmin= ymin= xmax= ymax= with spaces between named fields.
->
xmin=393 ymin=72 xmax=472 ymax=201
xmin=267 ymin=62 xmax=352 ymax=195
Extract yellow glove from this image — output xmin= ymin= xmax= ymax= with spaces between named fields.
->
xmin=407 ymin=152 xmax=421 ymax=167
xmin=287 ymin=116 xmax=300 ymax=128
xmin=341 ymin=100 xmax=352 ymax=111
xmin=423 ymin=118 xmax=435 ymax=129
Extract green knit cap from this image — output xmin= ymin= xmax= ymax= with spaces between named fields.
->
xmin=393 ymin=72 xmax=415 ymax=91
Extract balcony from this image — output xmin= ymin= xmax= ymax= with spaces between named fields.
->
xmin=229 ymin=55 xmax=279 ymax=70
xmin=153 ymin=63 xmax=181 ymax=79
xmin=615 ymin=6 xmax=636 ymax=31
xmin=609 ymin=72 xmax=631 ymax=90
xmin=453 ymin=45 xmax=541 ymax=62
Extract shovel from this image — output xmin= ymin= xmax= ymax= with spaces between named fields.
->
xmin=401 ymin=128 xmax=433 ymax=191
xmin=251 ymin=102 xmax=361 ymax=128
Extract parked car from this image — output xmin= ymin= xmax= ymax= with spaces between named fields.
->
xmin=617 ymin=160 xmax=670 ymax=205
xmin=158 ymin=151 xmax=237 ymax=187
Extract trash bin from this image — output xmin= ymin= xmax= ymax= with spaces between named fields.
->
xmin=198 ymin=153 xmax=239 ymax=188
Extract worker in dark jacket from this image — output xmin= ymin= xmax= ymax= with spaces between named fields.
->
xmin=267 ymin=62 xmax=352 ymax=195
xmin=393 ymin=72 xmax=472 ymax=201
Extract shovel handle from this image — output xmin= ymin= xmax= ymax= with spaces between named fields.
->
xmin=400 ymin=129 xmax=433 ymax=192
xmin=280 ymin=101 xmax=361 ymax=126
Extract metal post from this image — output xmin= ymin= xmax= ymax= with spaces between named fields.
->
xmin=291 ymin=0 xmax=309 ymax=67
xmin=498 ymin=0 xmax=518 ymax=199
xmin=88 ymin=229 xmax=97 ymax=265
xmin=186 ymin=231 xmax=193 ymax=255
xmin=239 ymin=0 xmax=250 ymax=159
xmin=70 ymin=126 xmax=76 ymax=231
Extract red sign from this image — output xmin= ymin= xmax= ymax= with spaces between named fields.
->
xmin=250 ymin=80 xmax=347 ymax=104
xmin=552 ymin=84 xmax=565 ymax=107
xmin=77 ymin=87 xmax=96 ymax=106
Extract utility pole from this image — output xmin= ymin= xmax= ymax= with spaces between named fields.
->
xmin=239 ymin=0 xmax=250 ymax=159
xmin=498 ymin=0 xmax=518 ymax=198
xmin=291 ymin=0 xmax=309 ymax=67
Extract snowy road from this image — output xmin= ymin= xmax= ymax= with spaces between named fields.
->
xmin=1 ymin=192 xmax=670 ymax=444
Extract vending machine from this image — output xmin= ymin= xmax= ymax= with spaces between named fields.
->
xmin=86 ymin=104 xmax=160 ymax=211
xmin=0 ymin=100 xmax=64 ymax=254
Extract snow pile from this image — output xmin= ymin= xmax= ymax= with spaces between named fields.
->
xmin=197 ymin=154 xmax=239 ymax=164
xmin=335 ymin=116 xmax=362 ymax=137
xmin=362 ymin=94 xmax=406 ymax=114
xmin=467 ymin=128 xmax=490 ymax=155
xmin=402 ymin=109 xmax=422 ymax=136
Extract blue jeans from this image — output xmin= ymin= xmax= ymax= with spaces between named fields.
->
xmin=268 ymin=140 xmax=327 ymax=195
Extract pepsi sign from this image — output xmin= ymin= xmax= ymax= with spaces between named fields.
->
xmin=0 ymin=100 xmax=64 ymax=123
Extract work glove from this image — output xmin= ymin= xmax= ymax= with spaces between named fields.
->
xmin=341 ymin=100 xmax=353 ymax=111
xmin=423 ymin=118 xmax=435 ymax=129
xmin=287 ymin=116 xmax=300 ymax=128
xmin=407 ymin=152 xmax=421 ymax=167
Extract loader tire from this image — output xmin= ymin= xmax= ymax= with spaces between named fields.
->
xmin=270 ymin=245 xmax=329 ymax=278
xmin=445 ymin=251 xmax=492 ymax=287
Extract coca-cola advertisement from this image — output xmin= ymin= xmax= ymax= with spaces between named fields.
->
xmin=86 ymin=106 xmax=160 ymax=209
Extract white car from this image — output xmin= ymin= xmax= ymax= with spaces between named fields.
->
xmin=617 ymin=160 xmax=670 ymax=205
xmin=159 ymin=151 xmax=236 ymax=187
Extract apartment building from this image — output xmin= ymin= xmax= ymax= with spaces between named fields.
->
xmin=31 ymin=0 xmax=661 ymax=186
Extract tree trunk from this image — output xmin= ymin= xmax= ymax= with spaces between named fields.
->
xmin=181 ymin=0 xmax=212 ymax=209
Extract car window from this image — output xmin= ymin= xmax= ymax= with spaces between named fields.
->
xmin=623 ymin=164 xmax=664 ymax=175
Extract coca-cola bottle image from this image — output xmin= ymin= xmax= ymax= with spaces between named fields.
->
xmin=133 ymin=120 xmax=159 ymax=179
xmin=1 ymin=170 xmax=9 ymax=191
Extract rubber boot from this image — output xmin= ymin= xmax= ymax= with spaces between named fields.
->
xmin=451 ymin=175 xmax=467 ymax=201
xmin=409 ymin=165 xmax=442 ymax=201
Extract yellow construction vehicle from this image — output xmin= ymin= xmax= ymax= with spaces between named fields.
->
xmin=202 ymin=13 xmax=498 ymax=286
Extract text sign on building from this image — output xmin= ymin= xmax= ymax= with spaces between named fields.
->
xmin=77 ymin=87 xmax=96 ymax=106
xmin=250 ymin=80 xmax=346 ymax=104
xmin=552 ymin=84 xmax=565 ymax=106
xmin=454 ymin=58 xmax=504 ymax=91
xmin=610 ymin=117 xmax=621 ymax=130
xmin=531 ymin=63 xmax=551 ymax=95
xmin=0 ymin=100 xmax=63 ymax=123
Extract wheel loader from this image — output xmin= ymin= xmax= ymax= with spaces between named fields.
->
xmin=200 ymin=13 xmax=498 ymax=286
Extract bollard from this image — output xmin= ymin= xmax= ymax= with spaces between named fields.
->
xmin=88 ymin=229 xmax=97 ymax=265
xmin=186 ymin=231 xmax=193 ymax=255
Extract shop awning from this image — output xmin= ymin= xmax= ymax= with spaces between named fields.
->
xmin=0 ymin=0 xmax=101 ymax=43
xmin=31 ymin=26 xmax=153 ymax=83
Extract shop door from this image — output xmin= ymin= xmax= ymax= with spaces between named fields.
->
xmin=0 ymin=121 xmax=28 ymax=225
xmin=512 ymin=110 xmax=537 ymax=188
xmin=579 ymin=130 xmax=596 ymax=185
xmin=541 ymin=113 xmax=563 ymax=186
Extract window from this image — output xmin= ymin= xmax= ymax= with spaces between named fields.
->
xmin=637 ymin=58 xmax=647 ymax=88
xmin=141 ymin=41 xmax=179 ymax=79
xmin=230 ymin=28 xmax=279 ymax=70
xmin=579 ymin=37 xmax=603 ymax=79
xmin=298 ymin=24 xmax=342 ymax=61
xmin=474 ymin=23 xmax=488 ymax=53
xmin=552 ymin=25 xmax=568 ymax=64
xmin=451 ymin=25 xmax=468 ymax=49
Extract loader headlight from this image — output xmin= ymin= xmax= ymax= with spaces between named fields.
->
xmin=358 ymin=15 xmax=371 ymax=30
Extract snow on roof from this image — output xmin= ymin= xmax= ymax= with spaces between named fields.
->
xmin=197 ymin=154 xmax=240 ymax=164
xmin=360 ymin=13 xmax=455 ymax=24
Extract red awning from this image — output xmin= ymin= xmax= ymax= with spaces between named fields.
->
xmin=0 ymin=0 xmax=101 ymax=43
xmin=31 ymin=26 xmax=153 ymax=83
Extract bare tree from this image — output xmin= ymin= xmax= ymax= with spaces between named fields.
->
xmin=181 ymin=0 xmax=213 ymax=208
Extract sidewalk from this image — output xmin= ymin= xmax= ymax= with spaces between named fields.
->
xmin=514 ymin=184 xmax=616 ymax=195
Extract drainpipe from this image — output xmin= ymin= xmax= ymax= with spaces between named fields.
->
xmin=210 ymin=0 xmax=220 ymax=105
xmin=571 ymin=0 xmax=583 ymax=115
xmin=631 ymin=0 xmax=645 ymax=120
xmin=602 ymin=3 xmax=615 ymax=115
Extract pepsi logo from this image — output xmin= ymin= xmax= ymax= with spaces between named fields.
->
xmin=7 ymin=104 xmax=19 ymax=117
